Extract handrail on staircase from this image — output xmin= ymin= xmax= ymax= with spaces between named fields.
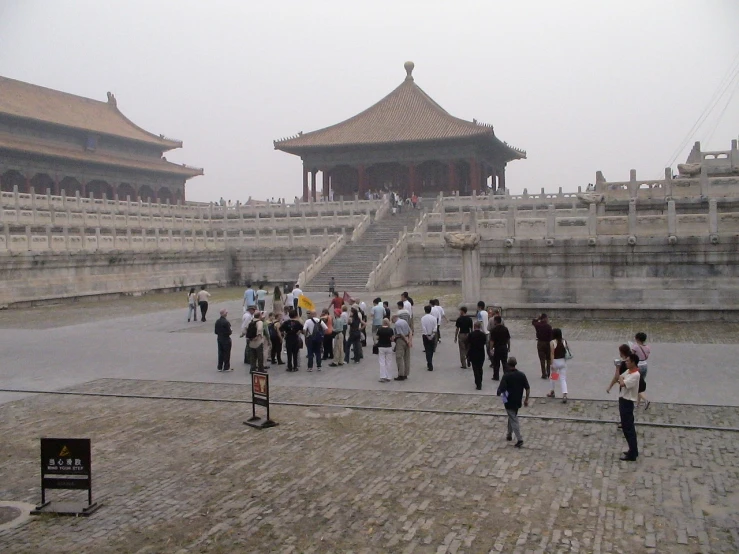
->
xmin=297 ymin=233 xmax=346 ymax=290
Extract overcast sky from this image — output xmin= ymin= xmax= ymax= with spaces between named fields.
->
xmin=1 ymin=0 xmax=738 ymax=203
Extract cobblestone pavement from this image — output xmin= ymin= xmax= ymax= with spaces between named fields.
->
xmin=1 ymin=382 xmax=738 ymax=553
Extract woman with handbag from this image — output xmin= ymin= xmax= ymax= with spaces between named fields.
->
xmin=548 ymin=328 xmax=570 ymax=403
xmin=375 ymin=318 xmax=395 ymax=382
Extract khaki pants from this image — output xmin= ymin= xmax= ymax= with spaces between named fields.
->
xmin=457 ymin=333 xmax=469 ymax=367
xmin=395 ymin=338 xmax=411 ymax=377
xmin=334 ymin=332 xmax=345 ymax=364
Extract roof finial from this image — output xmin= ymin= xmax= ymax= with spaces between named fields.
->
xmin=404 ymin=61 xmax=415 ymax=81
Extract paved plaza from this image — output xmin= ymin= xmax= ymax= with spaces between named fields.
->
xmin=0 ymin=288 xmax=738 ymax=552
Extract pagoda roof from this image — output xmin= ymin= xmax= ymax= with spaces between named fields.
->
xmin=0 ymin=76 xmax=182 ymax=149
xmin=0 ymin=132 xmax=203 ymax=178
xmin=274 ymin=62 xmax=526 ymax=158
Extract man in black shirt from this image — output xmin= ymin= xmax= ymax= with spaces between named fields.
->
xmin=214 ymin=308 xmax=233 ymax=372
xmin=496 ymin=357 xmax=529 ymax=447
xmin=454 ymin=306 xmax=474 ymax=369
xmin=532 ymin=313 xmax=553 ymax=379
xmin=488 ymin=315 xmax=511 ymax=381
xmin=467 ymin=321 xmax=488 ymax=390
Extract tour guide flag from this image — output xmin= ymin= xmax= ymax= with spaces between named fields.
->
xmin=343 ymin=291 xmax=355 ymax=305
xmin=297 ymin=294 xmax=316 ymax=312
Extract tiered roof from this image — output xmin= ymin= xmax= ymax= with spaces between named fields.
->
xmin=275 ymin=62 xmax=525 ymax=159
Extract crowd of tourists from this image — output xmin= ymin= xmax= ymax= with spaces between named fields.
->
xmin=208 ymin=285 xmax=650 ymax=460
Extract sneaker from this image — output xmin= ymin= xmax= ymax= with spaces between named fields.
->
xmin=217 ymin=368 xmax=223 ymax=372
xmin=329 ymin=363 xmax=338 ymax=367
xmin=307 ymin=368 xmax=313 ymax=372
xmin=226 ymin=368 xmax=233 ymax=372
xmin=317 ymin=367 xmax=322 ymax=371
xmin=514 ymin=440 xmax=524 ymax=448
xmin=506 ymin=434 xmax=512 ymax=441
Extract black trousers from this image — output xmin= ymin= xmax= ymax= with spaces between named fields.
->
xmin=492 ymin=347 xmax=508 ymax=379
xmin=217 ymin=338 xmax=231 ymax=370
xmin=286 ymin=339 xmax=299 ymax=369
xmin=422 ymin=335 xmax=436 ymax=369
xmin=619 ymin=397 xmax=638 ymax=458
xmin=270 ymin=337 xmax=283 ymax=364
xmin=199 ymin=301 xmax=208 ymax=322
xmin=322 ymin=332 xmax=334 ymax=359
xmin=471 ymin=360 xmax=483 ymax=388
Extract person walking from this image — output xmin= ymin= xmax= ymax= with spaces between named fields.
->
xmin=246 ymin=311 xmax=266 ymax=373
xmin=280 ymin=309 xmax=303 ymax=372
xmin=632 ymin=332 xmax=651 ymax=410
xmin=286 ymin=288 xmax=294 ymax=314
xmin=256 ymin=285 xmax=268 ymax=312
xmin=430 ymin=299 xmax=447 ymax=343
xmin=187 ymin=287 xmax=198 ymax=322
xmin=243 ymin=283 xmax=256 ymax=312
xmin=197 ymin=285 xmax=211 ymax=322
xmin=532 ymin=313 xmax=553 ymax=379
xmin=618 ymin=353 xmax=641 ymax=461
xmin=420 ymin=305 xmax=438 ymax=371
xmin=496 ymin=357 xmax=530 ymax=448
xmin=214 ymin=308 xmax=233 ymax=372
xmin=476 ymin=301 xmax=489 ymax=363
xmin=454 ymin=306 xmax=473 ymax=368
xmin=329 ymin=291 xmax=343 ymax=317
xmin=392 ymin=314 xmax=412 ymax=381
xmin=375 ymin=318 xmax=395 ymax=382
xmin=328 ymin=277 xmax=335 ymax=297
xmin=330 ymin=305 xmax=346 ymax=366
xmin=345 ymin=307 xmax=365 ymax=364
xmin=467 ymin=321 xmax=487 ymax=390
xmin=489 ymin=315 xmax=511 ymax=381
xmin=606 ymin=344 xmax=632 ymax=395
xmin=303 ymin=310 xmax=328 ymax=371
xmin=272 ymin=286 xmax=284 ymax=315
xmin=401 ymin=292 xmax=414 ymax=333
xmin=293 ymin=284 xmax=303 ymax=316
xmin=547 ymin=328 xmax=570 ymax=403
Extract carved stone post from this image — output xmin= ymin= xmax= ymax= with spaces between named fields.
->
xmin=444 ymin=232 xmax=481 ymax=305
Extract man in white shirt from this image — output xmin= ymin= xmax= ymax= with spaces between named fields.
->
xmin=197 ymin=286 xmax=211 ymax=322
xmin=430 ymin=299 xmax=447 ymax=343
xmin=401 ymin=291 xmax=414 ymax=332
xmin=293 ymin=284 xmax=303 ymax=316
xmin=240 ymin=305 xmax=256 ymax=365
xmin=420 ymin=305 xmax=438 ymax=371
xmin=303 ymin=311 xmax=328 ymax=371
xmin=285 ymin=290 xmax=294 ymax=312
xmin=618 ymin=353 xmax=641 ymax=462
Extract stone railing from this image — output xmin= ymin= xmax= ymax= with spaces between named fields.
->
xmin=366 ymin=212 xmax=429 ymax=290
xmin=0 ymin=226 xmax=340 ymax=254
xmin=297 ymin=234 xmax=347 ymax=289
xmin=373 ymin=195 xmax=391 ymax=222
xmin=0 ymin=188 xmax=385 ymax=219
xmin=597 ymin=168 xmax=739 ymax=201
xmin=407 ymin=199 xmax=738 ymax=246
xmin=350 ymin=214 xmax=371 ymax=242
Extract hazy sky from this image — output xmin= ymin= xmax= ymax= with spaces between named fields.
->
xmin=1 ymin=0 xmax=738 ymax=203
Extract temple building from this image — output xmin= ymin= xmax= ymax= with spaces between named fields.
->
xmin=274 ymin=62 xmax=526 ymax=201
xmin=0 ymin=76 xmax=202 ymax=203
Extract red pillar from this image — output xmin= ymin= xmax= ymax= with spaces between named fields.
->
xmin=357 ymin=165 xmax=367 ymax=197
xmin=447 ymin=161 xmax=456 ymax=196
xmin=310 ymin=170 xmax=317 ymax=202
xmin=408 ymin=163 xmax=416 ymax=195
xmin=467 ymin=158 xmax=478 ymax=194
xmin=322 ymin=170 xmax=329 ymax=201
xmin=302 ymin=165 xmax=309 ymax=202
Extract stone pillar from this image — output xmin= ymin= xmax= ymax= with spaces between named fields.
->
xmin=700 ymin=164 xmax=710 ymax=196
xmin=310 ymin=169 xmax=317 ymax=202
xmin=709 ymin=198 xmax=718 ymax=235
xmin=322 ymin=170 xmax=329 ymax=201
xmin=629 ymin=169 xmax=637 ymax=198
xmin=664 ymin=167 xmax=672 ymax=197
xmin=628 ymin=198 xmax=637 ymax=235
xmin=302 ymin=165 xmax=309 ymax=202
xmin=588 ymin=203 xmax=597 ymax=237
xmin=447 ymin=161 xmax=456 ymax=195
xmin=667 ymin=200 xmax=677 ymax=236
xmin=357 ymin=165 xmax=367 ymax=197
xmin=444 ymin=233 xmax=481 ymax=305
xmin=546 ymin=204 xmax=556 ymax=238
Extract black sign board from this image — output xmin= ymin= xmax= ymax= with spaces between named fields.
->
xmin=32 ymin=438 xmax=100 ymax=516
xmin=245 ymin=371 xmax=277 ymax=429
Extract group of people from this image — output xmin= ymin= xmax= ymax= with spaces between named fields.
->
xmin=210 ymin=285 xmax=652 ymax=461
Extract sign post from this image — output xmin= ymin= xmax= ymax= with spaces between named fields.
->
xmin=244 ymin=371 xmax=278 ymax=429
xmin=32 ymin=438 xmax=100 ymax=516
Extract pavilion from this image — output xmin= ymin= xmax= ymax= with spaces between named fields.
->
xmin=0 ymin=76 xmax=202 ymax=203
xmin=274 ymin=62 xmax=526 ymax=202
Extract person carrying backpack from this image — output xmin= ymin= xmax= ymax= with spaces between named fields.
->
xmin=303 ymin=310 xmax=328 ymax=371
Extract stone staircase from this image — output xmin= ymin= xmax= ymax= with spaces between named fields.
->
xmin=302 ymin=208 xmax=423 ymax=294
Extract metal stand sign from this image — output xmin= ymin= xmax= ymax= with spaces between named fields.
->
xmin=244 ymin=371 xmax=278 ymax=429
xmin=31 ymin=438 xmax=100 ymax=516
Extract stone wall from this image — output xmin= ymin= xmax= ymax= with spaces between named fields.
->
xmin=0 ymin=247 xmax=320 ymax=308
